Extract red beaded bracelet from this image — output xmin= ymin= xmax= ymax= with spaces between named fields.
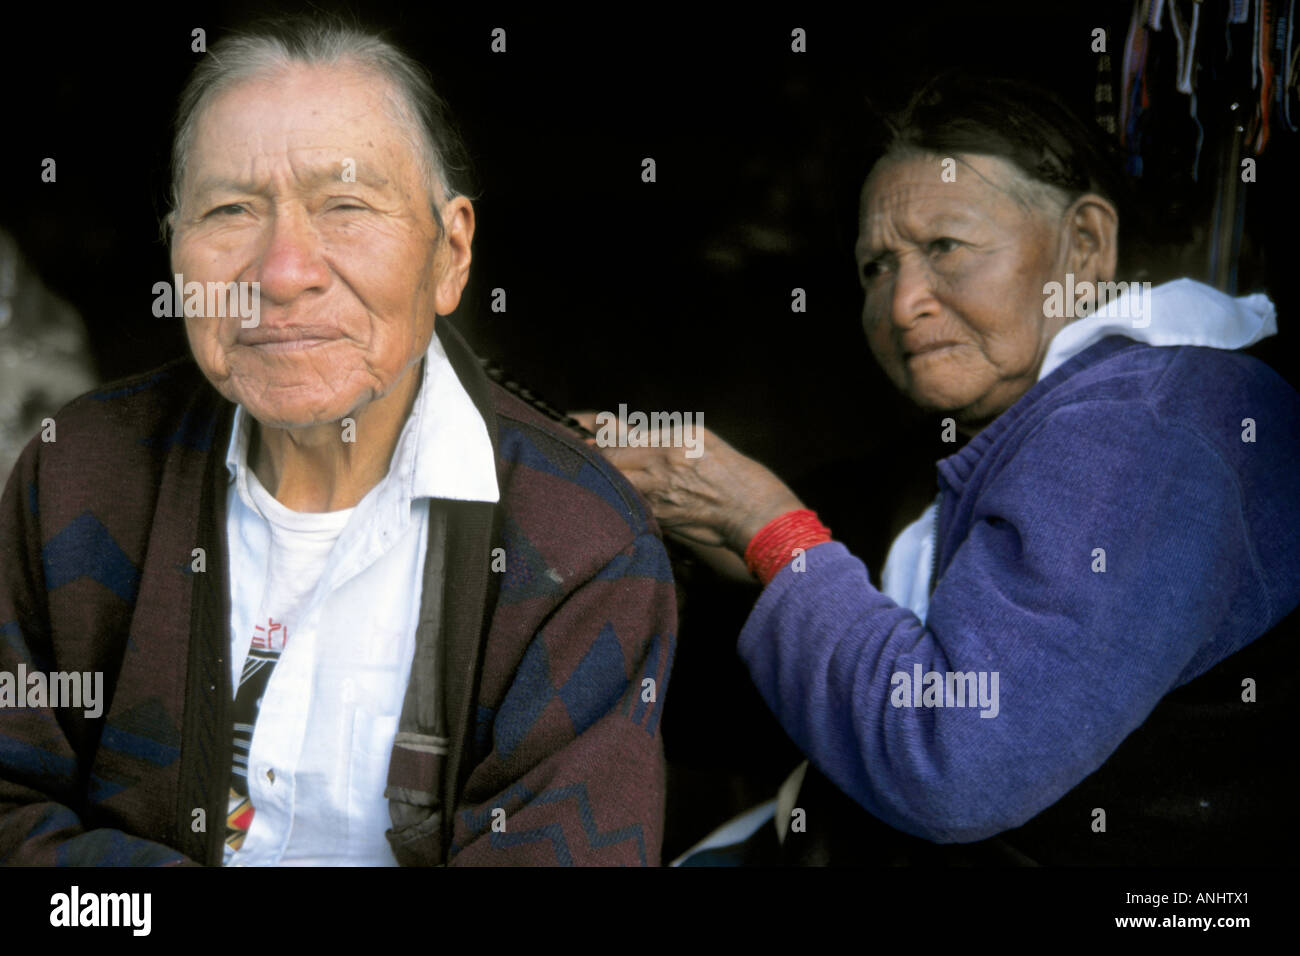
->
xmin=744 ymin=509 xmax=833 ymax=586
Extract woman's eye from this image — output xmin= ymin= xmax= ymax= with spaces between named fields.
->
xmin=206 ymin=204 xmax=246 ymax=218
xmin=860 ymin=259 xmax=886 ymax=282
xmin=928 ymin=237 xmax=960 ymax=255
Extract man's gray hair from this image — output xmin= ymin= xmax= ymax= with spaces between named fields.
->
xmin=165 ymin=18 xmax=471 ymax=238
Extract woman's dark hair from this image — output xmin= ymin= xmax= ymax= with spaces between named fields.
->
xmin=875 ymin=71 xmax=1144 ymax=272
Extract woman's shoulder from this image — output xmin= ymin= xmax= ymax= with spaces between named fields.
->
xmin=979 ymin=338 xmax=1300 ymax=507
xmin=1040 ymin=337 xmax=1299 ymax=435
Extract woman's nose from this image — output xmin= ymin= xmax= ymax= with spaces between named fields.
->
xmin=890 ymin=254 xmax=938 ymax=329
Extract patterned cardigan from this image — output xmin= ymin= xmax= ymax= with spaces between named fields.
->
xmin=0 ymin=320 xmax=677 ymax=866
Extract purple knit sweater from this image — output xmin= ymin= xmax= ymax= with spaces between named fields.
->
xmin=739 ymin=334 xmax=1300 ymax=844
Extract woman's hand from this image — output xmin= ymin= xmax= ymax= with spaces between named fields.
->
xmin=570 ymin=413 xmax=806 ymax=557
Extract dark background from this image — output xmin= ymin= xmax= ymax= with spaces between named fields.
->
xmin=3 ymin=1 xmax=1296 ymax=859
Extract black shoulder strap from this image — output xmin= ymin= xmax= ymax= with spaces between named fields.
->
xmin=177 ymin=397 xmax=236 ymax=865
xmin=435 ymin=320 xmax=506 ymax=861
xmin=384 ymin=320 xmax=503 ymax=865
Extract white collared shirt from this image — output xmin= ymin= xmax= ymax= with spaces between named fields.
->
xmin=879 ymin=279 xmax=1277 ymax=623
xmin=222 ymin=331 xmax=499 ymax=866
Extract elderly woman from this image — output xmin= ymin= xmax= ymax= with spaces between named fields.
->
xmin=584 ymin=74 xmax=1300 ymax=865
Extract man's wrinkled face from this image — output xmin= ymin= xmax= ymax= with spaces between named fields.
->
xmin=856 ymin=153 xmax=1068 ymax=426
xmin=172 ymin=62 xmax=462 ymax=428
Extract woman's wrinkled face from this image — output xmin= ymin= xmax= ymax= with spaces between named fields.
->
xmin=170 ymin=62 xmax=470 ymax=429
xmin=856 ymin=152 xmax=1070 ymax=427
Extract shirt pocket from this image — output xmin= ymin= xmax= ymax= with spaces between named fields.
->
xmin=347 ymin=708 xmax=402 ymax=858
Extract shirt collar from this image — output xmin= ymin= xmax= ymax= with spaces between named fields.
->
xmin=224 ymin=329 xmax=500 ymax=507
xmin=1037 ymin=277 xmax=1276 ymax=382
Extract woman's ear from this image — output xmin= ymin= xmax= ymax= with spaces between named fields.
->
xmin=1060 ymin=192 xmax=1119 ymax=289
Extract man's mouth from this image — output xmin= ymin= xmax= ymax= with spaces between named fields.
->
xmin=237 ymin=326 xmax=344 ymax=350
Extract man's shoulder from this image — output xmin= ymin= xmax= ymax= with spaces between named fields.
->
xmin=50 ymin=356 xmax=226 ymax=455
xmin=487 ymin=381 xmax=667 ymax=574
xmin=12 ymin=357 xmax=227 ymax=537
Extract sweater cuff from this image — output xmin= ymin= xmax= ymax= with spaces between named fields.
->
xmin=744 ymin=509 xmax=833 ymax=586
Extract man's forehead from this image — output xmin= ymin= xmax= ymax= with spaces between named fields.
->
xmin=187 ymin=63 xmax=416 ymax=183
xmin=187 ymin=159 xmax=394 ymax=196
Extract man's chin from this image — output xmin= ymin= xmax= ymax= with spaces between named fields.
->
xmin=237 ymin=396 xmax=360 ymax=432
xmin=218 ymin=372 xmax=368 ymax=430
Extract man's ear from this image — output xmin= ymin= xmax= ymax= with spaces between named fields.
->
xmin=1059 ymin=192 xmax=1119 ymax=289
xmin=434 ymin=196 xmax=475 ymax=315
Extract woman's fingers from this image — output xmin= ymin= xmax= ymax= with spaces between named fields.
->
xmin=572 ymin=411 xmax=805 ymax=553
xmin=569 ymin=410 xmax=599 ymax=433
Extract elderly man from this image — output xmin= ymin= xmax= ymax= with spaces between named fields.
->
xmin=584 ymin=73 xmax=1300 ymax=865
xmin=0 ymin=21 xmax=675 ymax=866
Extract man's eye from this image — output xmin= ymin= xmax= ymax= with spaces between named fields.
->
xmin=928 ymin=237 xmax=960 ymax=255
xmin=205 ymin=204 xmax=246 ymax=218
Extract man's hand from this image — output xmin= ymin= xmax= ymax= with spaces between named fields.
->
xmin=570 ymin=412 xmax=806 ymax=557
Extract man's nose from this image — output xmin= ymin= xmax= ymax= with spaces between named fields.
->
xmin=254 ymin=206 xmax=330 ymax=303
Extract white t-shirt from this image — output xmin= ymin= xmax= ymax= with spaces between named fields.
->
xmin=222 ymin=473 xmax=351 ymax=865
